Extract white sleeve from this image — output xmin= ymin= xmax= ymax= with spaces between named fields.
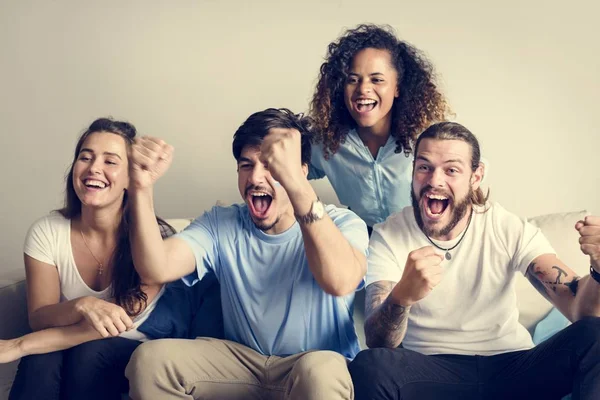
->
xmin=365 ymin=222 xmax=403 ymax=286
xmin=23 ymin=216 xmax=56 ymax=265
xmin=493 ymin=205 xmax=555 ymax=275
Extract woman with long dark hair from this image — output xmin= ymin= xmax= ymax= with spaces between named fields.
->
xmin=5 ymin=117 xmax=177 ymax=400
xmin=309 ymin=24 xmax=450 ymax=232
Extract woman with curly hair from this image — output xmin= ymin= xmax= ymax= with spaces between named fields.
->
xmin=309 ymin=24 xmax=450 ymax=231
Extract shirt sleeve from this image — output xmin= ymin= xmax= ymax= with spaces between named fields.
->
xmin=175 ymin=208 xmax=220 ymax=286
xmin=307 ymin=142 xmax=326 ymax=180
xmin=365 ymin=222 xmax=403 ymax=287
xmin=493 ymin=204 xmax=555 ymax=275
xmin=23 ymin=216 xmax=56 ymax=265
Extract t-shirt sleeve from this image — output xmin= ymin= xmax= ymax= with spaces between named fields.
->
xmin=175 ymin=208 xmax=220 ymax=287
xmin=327 ymin=206 xmax=369 ymax=257
xmin=23 ymin=216 xmax=56 ymax=265
xmin=307 ymin=142 xmax=326 ymax=180
xmin=493 ymin=205 xmax=555 ymax=275
xmin=365 ymin=222 xmax=403 ymax=286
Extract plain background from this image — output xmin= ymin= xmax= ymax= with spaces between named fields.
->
xmin=1 ymin=0 xmax=598 ymax=274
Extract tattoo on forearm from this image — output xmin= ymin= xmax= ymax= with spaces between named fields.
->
xmin=364 ymin=281 xmax=410 ymax=348
xmin=526 ymin=262 xmax=581 ymax=300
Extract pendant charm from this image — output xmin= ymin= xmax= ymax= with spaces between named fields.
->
xmin=445 ymin=252 xmax=452 ymax=260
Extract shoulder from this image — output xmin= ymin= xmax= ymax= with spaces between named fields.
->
xmin=27 ymin=212 xmax=69 ymax=235
xmin=187 ymin=203 xmax=248 ymax=232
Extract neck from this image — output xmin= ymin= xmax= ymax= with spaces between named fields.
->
xmin=80 ymin=205 xmax=122 ymax=237
xmin=265 ymin=208 xmax=296 ymax=235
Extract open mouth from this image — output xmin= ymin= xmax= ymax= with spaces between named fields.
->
xmin=83 ymin=179 xmax=107 ymax=190
xmin=354 ymin=98 xmax=377 ymax=113
xmin=423 ymin=193 xmax=450 ymax=220
xmin=247 ymin=191 xmax=273 ymax=219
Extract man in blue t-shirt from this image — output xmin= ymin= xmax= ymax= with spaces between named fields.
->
xmin=125 ymin=108 xmax=369 ymax=400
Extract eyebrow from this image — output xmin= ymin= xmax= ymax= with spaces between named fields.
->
xmin=237 ymin=157 xmax=253 ymax=164
xmin=348 ymin=72 xmax=385 ymax=77
xmin=415 ymin=155 xmax=466 ymax=165
xmin=79 ymin=148 xmax=123 ymax=160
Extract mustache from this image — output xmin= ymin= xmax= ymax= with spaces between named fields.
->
xmin=245 ymin=185 xmax=273 ymax=197
xmin=419 ymin=185 xmax=451 ymax=199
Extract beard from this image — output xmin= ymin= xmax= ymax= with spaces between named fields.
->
xmin=411 ymin=185 xmax=472 ymax=239
xmin=251 ymin=215 xmax=280 ymax=232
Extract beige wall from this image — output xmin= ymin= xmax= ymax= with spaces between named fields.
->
xmin=1 ymin=0 xmax=598 ymax=273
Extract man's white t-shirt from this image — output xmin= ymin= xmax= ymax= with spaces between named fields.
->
xmin=367 ymin=203 xmax=555 ymax=356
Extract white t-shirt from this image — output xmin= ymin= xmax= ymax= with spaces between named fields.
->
xmin=23 ymin=212 xmax=161 ymax=341
xmin=367 ymin=203 xmax=555 ymax=356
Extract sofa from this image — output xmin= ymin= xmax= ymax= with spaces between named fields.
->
xmin=0 ymin=210 xmax=590 ymax=399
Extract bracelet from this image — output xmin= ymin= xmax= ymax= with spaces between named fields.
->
xmin=589 ymin=266 xmax=600 ymax=284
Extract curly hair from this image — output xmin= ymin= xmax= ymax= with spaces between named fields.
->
xmin=310 ymin=24 xmax=449 ymax=158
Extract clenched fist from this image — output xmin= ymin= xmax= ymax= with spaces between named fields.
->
xmin=576 ymin=216 xmax=600 ymax=271
xmin=391 ymin=246 xmax=444 ymax=306
xmin=259 ymin=128 xmax=305 ymax=193
xmin=129 ymin=137 xmax=173 ymax=190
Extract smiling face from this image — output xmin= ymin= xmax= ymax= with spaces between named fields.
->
xmin=237 ymin=145 xmax=296 ymax=234
xmin=72 ymin=131 xmax=129 ymax=211
xmin=411 ymin=138 xmax=482 ymax=240
xmin=344 ymin=47 xmax=399 ymax=136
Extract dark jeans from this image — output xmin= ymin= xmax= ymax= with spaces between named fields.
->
xmin=9 ymin=336 xmax=141 ymax=400
xmin=349 ymin=317 xmax=600 ymax=400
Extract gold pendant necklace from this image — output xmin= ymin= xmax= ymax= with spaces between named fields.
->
xmin=80 ymin=228 xmax=110 ymax=276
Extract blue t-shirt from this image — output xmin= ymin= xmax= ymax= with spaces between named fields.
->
xmin=177 ymin=203 xmax=368 ymax=359
xmin=309 ymin=129 xmax=413 ymax=228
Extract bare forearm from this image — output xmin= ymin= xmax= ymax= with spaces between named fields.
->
xmin=129 ymin=189 xmax=170 ymax=284
xmin=20 ymin=322 xmax=101 ymax=357
xmin=289 ymin=183 xmax=366 ymax=296
xmin=29 ymin=299 xmax=84 ymax=331
xmin=365 ymin=294 xmax=411 ymax=348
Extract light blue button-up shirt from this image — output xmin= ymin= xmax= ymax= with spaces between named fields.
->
xmin=309 ymin=129 xmax=413 ymax=227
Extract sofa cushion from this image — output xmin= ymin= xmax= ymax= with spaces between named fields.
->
xmin=515 ymin=210 xmax=589 ymax=332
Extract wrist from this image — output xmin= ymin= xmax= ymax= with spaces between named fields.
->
xmin=390 ymin=289 xmax=414 ymax=308
xmin=589 ymin=265 xmax=600 ymax=284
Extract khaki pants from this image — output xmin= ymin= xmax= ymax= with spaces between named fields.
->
xmin=125 ymin=337 xmax=354 ymax=400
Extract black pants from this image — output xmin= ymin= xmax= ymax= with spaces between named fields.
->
xmin=9 ymin=336 xmax=141 ymax=400
xmin=349 ymin=317 xmax=600 ymax=400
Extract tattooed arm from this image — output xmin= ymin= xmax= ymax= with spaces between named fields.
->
xmin=364 ymin=281 xmax=411 ymax=348
xmin=525 ymin=254 xmax=600 ymax=321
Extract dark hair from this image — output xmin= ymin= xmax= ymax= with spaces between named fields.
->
xmin=414 ymin=121 xmax=489 ymax=207
xmin=310 ymin=24 xmax=449 ymax=159
xmin=58 ymin=117 xmax=175 ymax=316
xmin=232 ymin=108 xmax=314 ymax=165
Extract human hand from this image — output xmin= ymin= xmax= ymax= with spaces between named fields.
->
xmin=576 ymin=216 xmax=600 ymax=271
xmin=391 ymin=246 xmax=444 ymax=306
xmin=75 ymin=297 xmax=133 ymax=338
xmin=259 ymin=128 xmax=305 ymax=193
xmin=0 ymin=339 xmax=23 ymax=364
xmin=129 ymin=137 xmax=173 ymax=191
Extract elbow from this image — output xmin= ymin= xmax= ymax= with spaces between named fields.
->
xmin=320 ymin=279 xmax=359 ymax=297
xmin=28 ymin=314 xmax=43 ymax=332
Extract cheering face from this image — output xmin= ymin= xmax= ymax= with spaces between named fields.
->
xmin=411 ymin=139 xmax=482 ymax=240
xmin=237 ymin=145 xmax=293 ymax=234
xmin=344 ymin=48 xmax=399 ymax=135
xmin=72 ymin=131 xmax=129 ymax=211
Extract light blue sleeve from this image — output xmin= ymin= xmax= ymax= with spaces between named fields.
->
xmin=307 ymin=141 xmax=327 ymax=180
xmin=175 ymin=208 xmax=220 ymax=287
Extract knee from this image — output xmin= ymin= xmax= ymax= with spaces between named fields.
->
xmin=125 ymin=340 xmax=173 ymax=383
xmin=570 ymin=316 xmax=600 ymax=346
xmin=349 ymin=348 xmax=391 ymax=380
xmin=288 ymin=351 xmax=352 ymax=399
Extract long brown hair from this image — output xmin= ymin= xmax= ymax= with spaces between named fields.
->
xmin=310 ymin=24 xmax=449 ymax=159
xmin=59 ymin=117 xmax=175 ymax=316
